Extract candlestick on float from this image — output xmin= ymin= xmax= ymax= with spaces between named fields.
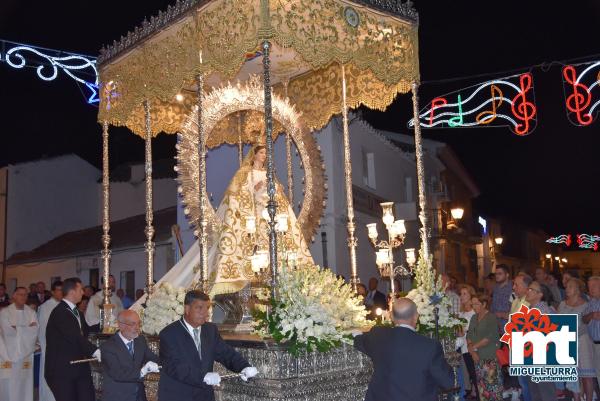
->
xmin=366 ymin=202 xmax=416 ymax=309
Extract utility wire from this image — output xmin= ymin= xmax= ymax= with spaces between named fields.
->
xmin=421 ymin=53 xmax=600 ymax=86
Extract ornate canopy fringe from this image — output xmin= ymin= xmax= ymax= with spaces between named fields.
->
xmin=97 ymin=0 xmax=419 ymax=136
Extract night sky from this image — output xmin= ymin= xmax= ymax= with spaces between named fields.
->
xmin=1 ymin=0 xmax=599 ymax=235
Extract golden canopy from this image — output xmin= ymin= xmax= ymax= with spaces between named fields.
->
xmin=97 ymin=0 xmax=419 ymax=137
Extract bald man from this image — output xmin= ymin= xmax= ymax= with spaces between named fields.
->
xmin=100 ymin=310 xmax=159 ymax=401
xmin=354 ymin=298 xmax=454 ymax=401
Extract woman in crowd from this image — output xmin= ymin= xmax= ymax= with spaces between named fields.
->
xmin=467 ymin=293 xmax=502 ymax=401
xmin=558 ymin=278 xmax=595 ymax=401
xmin=458 ymin=284 xmax=478 ymax=399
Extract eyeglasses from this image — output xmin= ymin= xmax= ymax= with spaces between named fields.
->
xmin=527 ymin=287 xmax=542 ymax=293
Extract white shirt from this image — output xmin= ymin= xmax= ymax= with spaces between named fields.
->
xmin=397 ymin=323 xmax=416 ymax=332
xmin=63 ymin=299 xmax=81 ymax=328
xmin=180 ymin=318 xmax=203 ymax=356
xmin=180 ymin=318 xmax=201 ymax=340
xmin=63 ymin=299 xmax=77 ymax=310
xmin=118 ymin=332 xmax=134 ymax=354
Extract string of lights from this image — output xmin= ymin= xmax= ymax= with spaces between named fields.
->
xmin=408 ymin=72 xmax=537 ymax=136
xmin=546 ymin=234 xmax=572 ymax=246
xmin=577 ymin=234 xmax=600 ymax=250
xmin=562 ymin=61 xmax=600 ymax=126
xmin=0 ymin=39 xmax=98 ymax=105
xmin=546 ymin=234 xmax=600 ymax=250
xmin=410 ymin=54 xmax=600 ymax=133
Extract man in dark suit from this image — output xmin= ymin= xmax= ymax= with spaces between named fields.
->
xmin=101 ymin=310 xmax=159 ymax=401
xmin=354 ymin=298 xmax=454 ymax=401
xmin=158 ymin=290 xmax=258 ymax=401
xmin=45 ymin=277 xmax=100 ymax=401
xmin=365 ymin=277 xmax=387 ymax=319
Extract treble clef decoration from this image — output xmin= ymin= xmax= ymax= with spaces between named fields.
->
xmin=511 ymin=73 xmax=536 ymax=136
xmin=563 ymin=65 xmax=592 ymax=126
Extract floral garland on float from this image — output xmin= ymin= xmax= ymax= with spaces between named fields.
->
xmin=252 ymin=264 xmax=373 ymax=356
xmin=405 ymin=250 xmax=464 ymax=339
xmin=141 ymin=283 xmax=187 ymax=335
xmin=138 ymin=266 xmax=372 ymax=351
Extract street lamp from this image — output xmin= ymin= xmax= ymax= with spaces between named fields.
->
xmin=494 ymin=237 xmax=504 ymax=245
xmin=450 ymin=208 xmax=464 ymax=220
xmin=366 ymin=202 xmax=415 ymax=303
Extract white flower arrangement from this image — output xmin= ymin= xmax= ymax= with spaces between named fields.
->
xmin=405 ymin=249 xmax=464 ymax=337
xmin=141 ymin=282 xmax=187 ymax=335
xmin=253 ymin=264 xmax=372 ymax=355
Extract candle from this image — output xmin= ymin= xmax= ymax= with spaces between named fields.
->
xmin=366 ymin=223 xmax=378 ymax=239
xmin=392 ymin=220 xmax=406 ymax=236
xmin=275 ymin=214 xmax=288 ymax=233
xmin=245 ymin=216 xmax=256 ymax=234
xmin=376 ymin=249 xmax=390 ymax=266
xmin=405 ymin=248 xmax=416 ymax=266
xmin=251 ymin=254 xmax=262 ymax=273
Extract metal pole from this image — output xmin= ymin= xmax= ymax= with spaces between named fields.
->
xmin=283 ymin=81 xmax=293 ymax=205
xmin=411 ymin=83 xmax=431 ymax=259
xmin=1 ymin=169 xmax=8 ymax=284
xmin=196 ymin=73 xmax=209 ymax=292
xmin=143 ymin=101 xmax=155 ymax=294
xmin=101 ymin=121 xmax=111 ymax=306
xmin=238 ymin=112 xmax=244 ymax=167
xmin=341 ymin=64 xmax=359 ymax=291
xmin=262 ymin=39 xmax=279 ymax=298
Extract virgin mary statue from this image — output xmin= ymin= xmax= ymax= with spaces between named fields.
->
xmin=155 ymin=144 xmax=313 ymax=296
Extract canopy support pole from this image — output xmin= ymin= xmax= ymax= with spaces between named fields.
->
xmin=143 ymin=100 xmax=155 ymax=294
xmin=263 ymin=39 xmax=279 ymax=300
xmin=196 ymin=73 xmax=209 ymax=292
xmin=340 ymin=64 xmax=359 ymax=292
xmin=411 ymin=82 xmax=432 ymax=261
xmin=101 ymin=121 xmax=112 ymax=306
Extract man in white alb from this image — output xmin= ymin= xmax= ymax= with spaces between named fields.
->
xmin=0 ymin=287 xmax=39 ymax=401
xmin=37 ymin=280 xmax=63 ymax=401
xmin=85 ymin=274 xmax=123 ymax=332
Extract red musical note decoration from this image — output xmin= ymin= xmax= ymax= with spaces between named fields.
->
xmin=563 ymin=65 xmax=593 ymax=126
xmin=429 ymin=97 xmax=448 ymax=126
xmin=511 ymin=73 xmax=536 ymax=136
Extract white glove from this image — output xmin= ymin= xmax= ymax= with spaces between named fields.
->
xmin=141 ymin=361 xmax=160 ymax=377
xmin=93 ymin=349 xmax=101 ymax=363
xmin=240 ymin=366 xmax=258 ymax=381
xmin=203 ymin=372 xmax=221 ymax=386
xmin=455 ymin=337 xmax=465 ymax=350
